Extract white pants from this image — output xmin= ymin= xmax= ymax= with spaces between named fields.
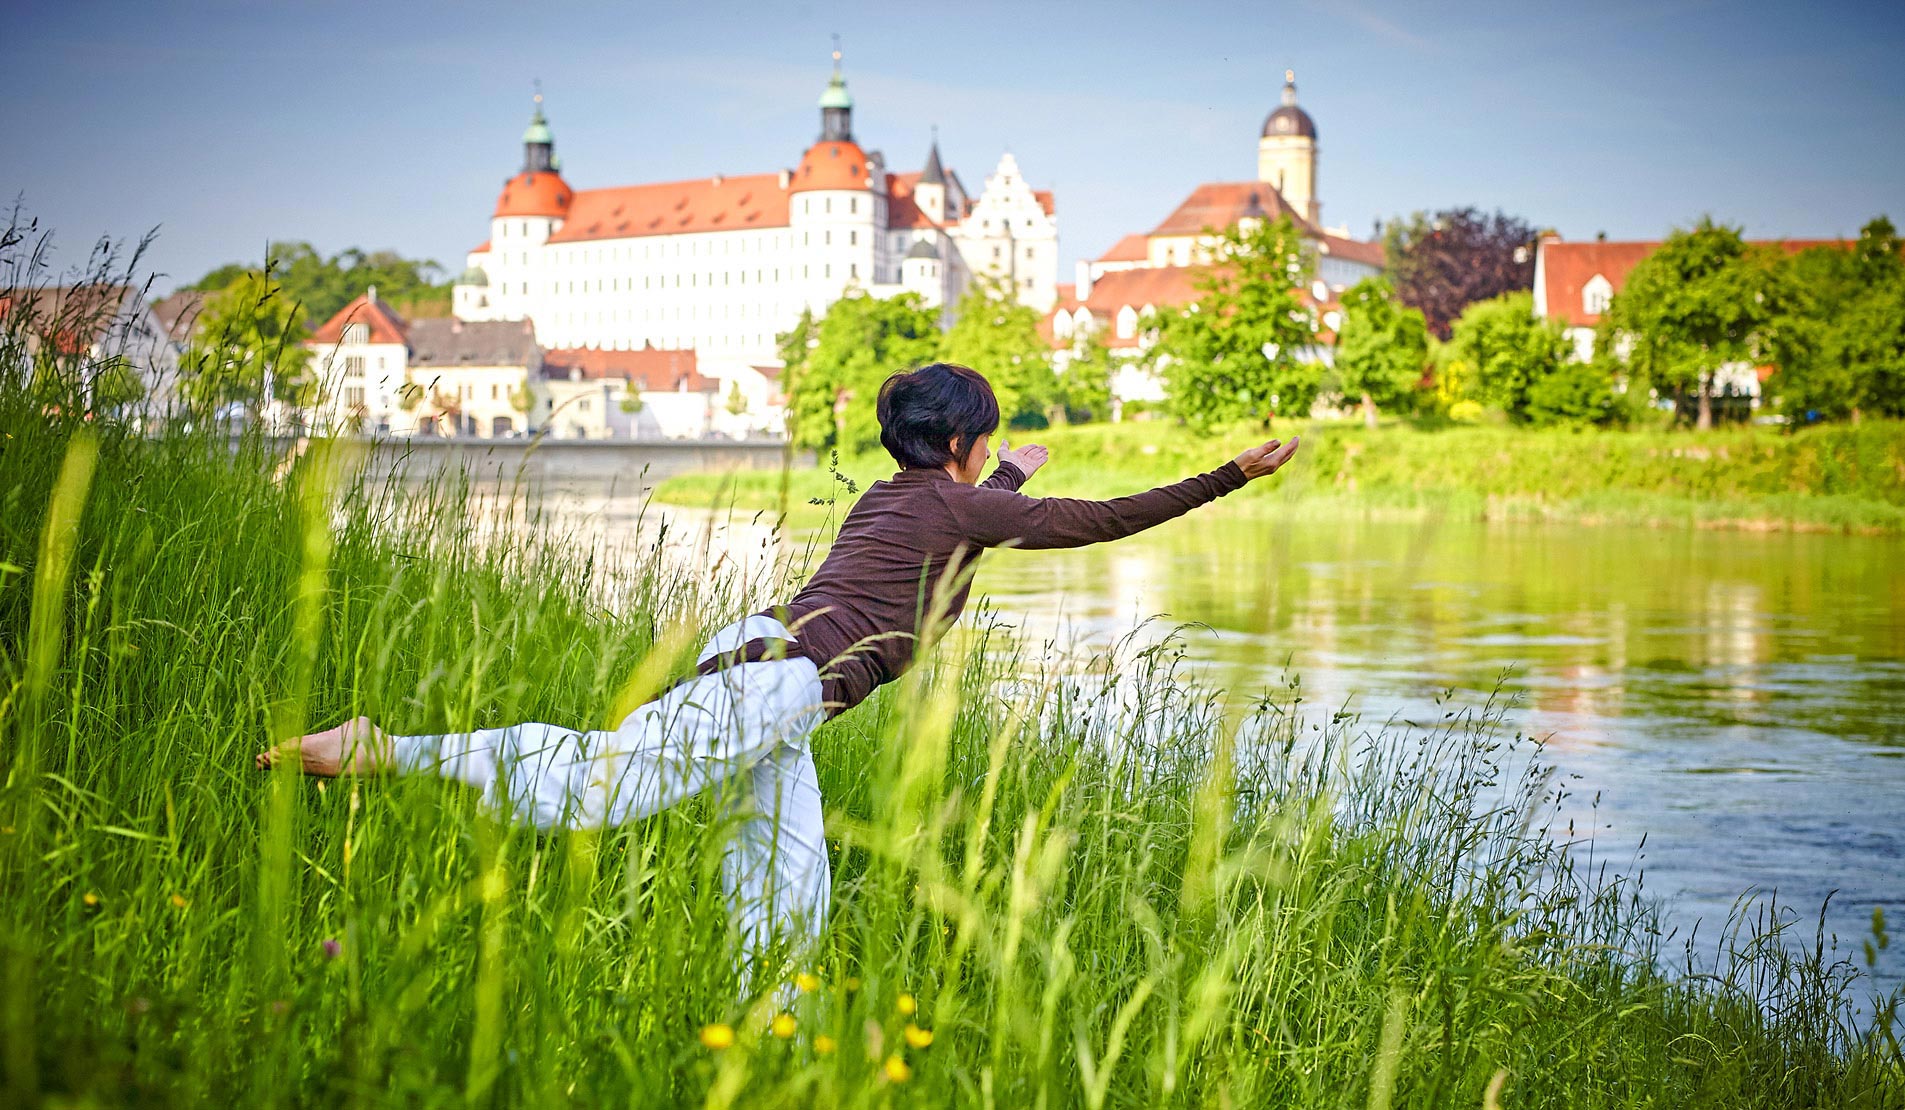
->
xmin=387 ymin=615 xmax=830 ymax=974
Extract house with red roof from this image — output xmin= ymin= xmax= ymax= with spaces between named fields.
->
xmin=1 ymin=283 xmax=180 ymax=417
xmin=450 ymin=53 xmax=1058 ymax=415
xmin=1046 ymin=71 xmax=1386 ymax=411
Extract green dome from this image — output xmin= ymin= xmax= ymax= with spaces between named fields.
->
xmin=522 ymin=108 xmax=553 ymax=145
xmin=455 ymin=265 xmax=488 ymax=287
xmin=817 ymin=73 xmax=852 ymax=110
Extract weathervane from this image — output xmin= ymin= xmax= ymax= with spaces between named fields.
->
xmin=831 ymin=33 xmax=842 ymax=72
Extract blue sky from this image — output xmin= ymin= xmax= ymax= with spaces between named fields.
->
xmin=5 ymin=0 xmax=1901 ymax=295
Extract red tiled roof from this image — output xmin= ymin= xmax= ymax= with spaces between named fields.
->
xmin=885 ymin=171 xmax=943 ymax=230
xmin=541 ymin=346 xmax=716 ymax=392
xmin=0 ymin=284 xmax=139 ymax=354
xmin=1096 ymin=233 xmax=1149 ymax=262
xmin=151 ymin=290 xmax=206 ymax=342
xmin=547 ymin=173 xmax=792 ymax=244
xmin=1317 ymin=232 xmax=1385 ymax=268
xmin=790 ymin=140 xmax=874 ymax=194
xmin=1149 ymin=181 xmax=1315 ymax=238
xmin=309 ymin=293 xmax=410 ymax=345
xmin=750 ymin=364 xmax=782 ymax=380
xmin=470 ymin=240 xmax=491 ymax=254
xmin=494 ymin=170 xmax=572 ymax=219
xmin=1536 ymin=237 xmax=1848 ymax=327
xmin=1034 ymin=189 xmax=1055 ymax=218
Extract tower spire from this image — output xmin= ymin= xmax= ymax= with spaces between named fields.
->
xmin=1282 ymin=69 xmax=1298 ymax=107
xmin=522 ymin=79 xmax=556 ymax=173
xmin=817 ymin=37 xmax=854 ymax=141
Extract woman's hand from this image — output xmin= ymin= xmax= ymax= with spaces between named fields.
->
xmin=1232 ymin=435 xmax=1301 ymax=480
xmin=998 ymin=440 xmax=1049 ymax=482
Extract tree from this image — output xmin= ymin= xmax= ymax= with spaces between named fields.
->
xmin=1333 ymin=277 xmax=1429 ymax=427
xmin=1383 ymin=208 xmax=1538 ymax=339
xmin=724 ymin=380 xmax=749 ymax=418
xmin=189 ymin=242 xmax=451 ymax=327
xmin=178 ymin=271 xmax=312 ymax=420
xmin=940 ymin=275 xmax=1054 ymax=428
xmin=1523 ymin=355 xmax=1625 ymax=428
xmin=782 ymin=292 xmax=940 ymax=455
xmin=1151 ymin=215 xmax=1321 ymax=430
xmin=1600 ymin=219 xmax=1786 ymax=430
xmin=1767 ymin=217 xmax=1905 ymax=422
xmin=1052 ymin=328 xmax=1114 ymax=424
xmin=1445 ymin=292 xmax=1570 ymax=424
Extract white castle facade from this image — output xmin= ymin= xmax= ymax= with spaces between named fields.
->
xmin=452 ymin=59 xmax=1059 ymax=374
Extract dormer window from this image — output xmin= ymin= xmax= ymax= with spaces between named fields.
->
xmin=1583 ymin=274 xmax=1613 ymax=315
xmin=1116 ymin=306 xmax=1138 ymax=339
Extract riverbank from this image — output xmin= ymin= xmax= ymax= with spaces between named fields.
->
xmin=652 ymin=420 xmax=1905 ymax=534
xmin=2 ymin=403 xmax=1899 ymax=1105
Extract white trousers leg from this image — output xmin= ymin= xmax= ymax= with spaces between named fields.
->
xmin=384 ymin=615 xmax=830 ymax=975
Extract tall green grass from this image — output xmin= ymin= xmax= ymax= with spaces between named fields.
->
xmin=655 ymin=421 xmax=1905 ymax=534
xmin=2 ymin=389 xmax=1901 ymax=1106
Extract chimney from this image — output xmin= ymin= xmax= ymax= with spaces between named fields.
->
xmin=778 ymin=168 xmax=791 ymax=189
xmin=367 ymin=285 xmax=378 ymax=304
xmin=712 ymin=173 xmax=724 ymax=187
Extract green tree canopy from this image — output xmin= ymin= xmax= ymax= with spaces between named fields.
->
xmin=1052 ymin=328 xmax=1114 ymax=425
xmin=1767 ymin=217 xmax=1905 ymax=422
xmin=1599 ymin=218 xmax=1787 ymax=429
xmin=189 ymin=242 xmax=450 ymax=327
xmin=1446 ymin=291 xmax=1570 ymax=424
xmin=782 ymin=292 xmax=940 ymax=456
xmin=177 ymin=272 xmax=313 ymax=419
xmin=1150 ymin=215 xmax=1321 ymax=430
xmin=1333 ymin=276 xmax=1429 ymax=426
xmin=939 ymin=275 xmax=1054 ymax=429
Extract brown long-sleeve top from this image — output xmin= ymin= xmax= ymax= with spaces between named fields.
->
xmin=750 ymin=457 xmax=1250 ymax=718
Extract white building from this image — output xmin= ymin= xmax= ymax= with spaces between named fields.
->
xmin=452 ymin=57 xmax=1059 ymax=388
xmin=1047 ymin=71 xmax=1384 ymax=409
xmin=303 ymin=291 xmax=757 ymax=439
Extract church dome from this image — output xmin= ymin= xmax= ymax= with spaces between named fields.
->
xmin=790 ymin=139 xmax=873 ymax=193
xmin=455 ymin=264 xmax=489 ymax=287
xmin=494 ymin=170 xmax=571 ymax=218
xmin=1261 ymin=70 xmax=1317 ymax=140
xmin=905 ymin=239 xmax=940 ymax=260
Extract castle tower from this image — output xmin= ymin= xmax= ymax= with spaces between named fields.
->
xmin=479 ymin=88 xmax=572 ymax=323
xmin=790 ymin=44 xmax=879 ymax=313
xmin=1257 ymin=69 xmax=1319 ymax=225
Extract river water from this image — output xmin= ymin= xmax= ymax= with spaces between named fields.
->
xmin=501 ymin=475 xmax=1905 ymax=1007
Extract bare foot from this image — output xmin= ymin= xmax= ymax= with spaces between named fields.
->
xmin=255 ymin=716 xmax=392 ymax=776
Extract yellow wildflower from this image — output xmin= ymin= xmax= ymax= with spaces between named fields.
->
xmin=896 ymin=992 xmax=916 ymax=1016
xmin=814 ymin=1034 xmax=837 ymax=1055
xmin=794 ymin=972 xmax=821 ymax=993
xmin=699 ymin=1023 xmax=735 ymax=1050
xmin=904 ymin=1024 xmax=934 ymax=1048
xmin=169 ymin=893 xmax=188 ymax=910
xmin=82 ymin=892 xmax=100 ymax=908
xmin=772 ymin=1013 xmax=797 ymax=1039
xmin=844 ymin=976 xmax=862 ymax=992
xmin=883 ymin=1053 xmax=913 ymax=1083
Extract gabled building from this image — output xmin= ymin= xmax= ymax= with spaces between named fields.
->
xmin=1051 ymin=71 xmax=1384 ymax=407
xmin=1 ymin=283 xmax=179 ymax=416
xmin=451 ymin=55 xmax=1059 ymax=383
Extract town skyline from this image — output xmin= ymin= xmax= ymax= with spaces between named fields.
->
xmin=6 ymin=0 xmax=1902 ymax=294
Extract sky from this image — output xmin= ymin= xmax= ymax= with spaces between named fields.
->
xmin=5 ymin=0 xmax=1902 ymax=296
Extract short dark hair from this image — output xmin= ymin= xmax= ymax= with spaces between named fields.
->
xmin=876 ymin=363 xmax=1000 ymax=469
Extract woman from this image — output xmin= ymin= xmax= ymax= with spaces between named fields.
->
xmin=259 ymin=362 xmax=1301 ymax=982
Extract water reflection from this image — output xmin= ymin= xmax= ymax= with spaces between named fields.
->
xmin=462 ymin=476 xmax=1905 ymax=1000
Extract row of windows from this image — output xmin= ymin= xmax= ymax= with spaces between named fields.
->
xmin=801 ymin=196 xmax=864 ymax=215
xmin=499 ymin=261 xmax=869 ymax=300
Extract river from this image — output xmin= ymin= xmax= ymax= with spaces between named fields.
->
xmin=487 ymin=472 xmax=1905 ymax=1008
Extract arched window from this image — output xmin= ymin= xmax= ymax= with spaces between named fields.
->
xmin=1116 ymin=306 xmax=1138 ymax=339
xmin=1055 ymin=312 xmax=1074 ymax=339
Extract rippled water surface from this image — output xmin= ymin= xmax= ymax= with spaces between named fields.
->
xmin=497 ymin=475 xmax=1905 ymax=1002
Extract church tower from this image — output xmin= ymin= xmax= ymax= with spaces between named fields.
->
xmin=1257 ymin=70 xmax=1319 ymax=225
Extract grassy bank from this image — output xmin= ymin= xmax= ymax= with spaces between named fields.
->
xmin=2 ymin=397 xmax=1901 ymax=1106
xmin=655 ymin=421 xmax=1905 ymax=534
